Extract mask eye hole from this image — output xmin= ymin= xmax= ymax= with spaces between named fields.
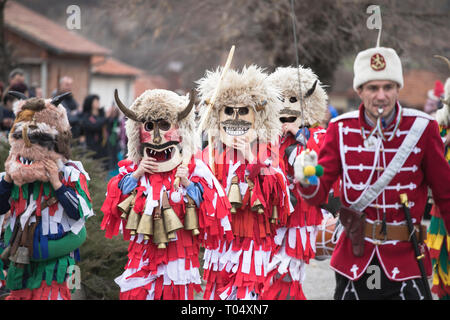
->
xmin=238 ymin=107 xmax=249 ymax=115
xmin=280 ymin=117 xmax=297 ymax=123
xmin=278 ymin=97 xmax=285 ymax=102
xmin=224 ymin=107 xmax=234 ymax=116
xmin=159 ymin=120 xmax=171 ymax=131
xmin=289 ymin=97 xmax=298 ymax=103
xmin=144 ymin=121 xmax=154 ymax=131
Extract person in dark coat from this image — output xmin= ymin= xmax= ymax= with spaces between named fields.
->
xmin=80 ymin=94 xmax=108 ymax=164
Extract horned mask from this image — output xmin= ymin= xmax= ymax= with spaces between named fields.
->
xmin=267 ymin=66 xmax=328 ymax=131
xmin=196 ymin=65 xmax=281 ymax=148
xmin=115 ymin=89 xmax=196 ymax=172
xmin=5 ymin=92 xmax=72 ymax=186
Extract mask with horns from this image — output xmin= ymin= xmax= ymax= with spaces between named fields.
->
xmin=267 ymin=66 xmax=328 ymax=131
xmin=115 ymin=89 xmax=197 ymax=172
xmin=5 ymin=92 xmax=72 ymax=186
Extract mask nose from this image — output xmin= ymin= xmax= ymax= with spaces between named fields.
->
xmin=153 ymin=125 xmax=162 ymax=144
xmin=233 ymin=109 xmax=239 ymax=120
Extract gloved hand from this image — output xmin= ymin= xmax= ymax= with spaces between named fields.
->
xmin=293 ymin=149 xmax=323 ymax=186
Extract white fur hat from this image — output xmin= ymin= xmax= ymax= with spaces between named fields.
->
xmin=353 ymin=47 xmax=403 ymax=91
xmin=196 ymin=65 xmax=281 ymax=144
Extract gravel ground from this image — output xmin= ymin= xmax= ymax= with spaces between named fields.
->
xmin=302 ymin=258 xmax=336 ymax=300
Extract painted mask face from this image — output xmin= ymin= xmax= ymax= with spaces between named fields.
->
xmin=278 ymin=95 xmax=303 ymax=131
xmin=115 ymin=89 xmax=195 ymax=172
xmin=219 ymin=103 xmax=257 ymax=147
xmin=4 ymin=94 xmax=71 ymax=186
xmin=277 ymin=80 xmax=319 ymax=132
xmin=139 ymin=118 xmax=183 ymax=172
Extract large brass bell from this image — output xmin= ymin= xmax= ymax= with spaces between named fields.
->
xmin=247 ymin=178 xmax=264 ymax=214
xmin=270 ymin=205 xmax=279 ymax=224
xmin=184 ymin=196 xmax=200 ymax=236
xmin=228 ymin=176 xmax=242 ymax=214
xmin=11 ymin=246 xmax=30 ymax=265
xmin=118 ymin=190 xmax=137 ymax=220
xmin=125 ymin=208 xmax=141 ymax=236
xmin=136 ymin=213 xmax=154 ymax=240
xmin=153 ymin=206 xmax=168 ymax=249
xmin=162 ymin=192 xmax=184 ymax=240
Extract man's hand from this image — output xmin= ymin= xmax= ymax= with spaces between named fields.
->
xmin=133 ymin=157 xmax=159 ymax=179
xmin=43 ymin=159 xmax=62 ymax=190
xmin=232 ymin=136 xmax=255 ymax=163
xmin=175 ymin=165 xmax=191 ymax=188
xmin=282 ymin=122 xmax=299 ymax=137
xmin=293 ymin=149 xmax=319 ymax=186
xmin=3 ymin=172 xmax=12 ymax=183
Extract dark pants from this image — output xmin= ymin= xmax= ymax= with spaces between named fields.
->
xmin=334 ymin=256 xmax=428 ymax=300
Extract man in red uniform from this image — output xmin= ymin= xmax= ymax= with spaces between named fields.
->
xmin=294 ymin=46 xmax=450 ymax=299
xmin=262 ymin=66 xmax=328 ymax=299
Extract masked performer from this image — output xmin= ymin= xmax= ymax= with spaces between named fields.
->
xmin=261 ymin=66 xmax=328 ymax=299
xmin=0 ymin=92 xmax=93 ymax=300
xmin=427 ymin=56 xmax=450 ymax=300
xmin=100 ymin=89 xmax=232 ymax=300
xmin=197 ymin=65 xmax=291 ymax=300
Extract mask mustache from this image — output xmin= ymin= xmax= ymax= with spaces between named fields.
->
xmin=220 ymin=119 xmax=252 ymax=127
xmin=142 ymin=141 xmax=179 ymax=151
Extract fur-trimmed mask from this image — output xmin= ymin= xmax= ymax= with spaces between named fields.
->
xmin=196 ymin=65 xmax=281 ymax=148
xmin=5 ymin=92 xmax=72 ymax=186
xmin=267 ymin=66 xmax=328 ymax=131
xmin=115 ymin=89 xmax=196 ymax=172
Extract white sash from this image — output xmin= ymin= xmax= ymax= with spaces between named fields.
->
xmin=351 ymin=117 xmax=429 ymax=212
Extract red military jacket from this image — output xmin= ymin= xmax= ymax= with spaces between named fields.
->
xmin=298 ymin=103 xmax=450 ymax=281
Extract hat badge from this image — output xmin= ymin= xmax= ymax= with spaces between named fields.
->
xmin=370 ymin=53 xmax=386 ymax=71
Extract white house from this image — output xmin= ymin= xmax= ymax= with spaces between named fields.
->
xmin=90 ymin=56 xmax=143 ymax=111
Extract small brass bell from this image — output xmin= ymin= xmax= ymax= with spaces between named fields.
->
xmin=153 ymin=206 xmax=168 ymax=249
xmin=184 ymin=196 xmax=200 ymax=236
xmin=228 ymin=176 xmax=242 ymax=213
xmin=125 ymin=208 xmax=141 ymax=236
xmin=248 ymin=178 xmax=264 ymax=214
xmin=161 ymin=192 xmax=183 ymax=239
xmin=270 ymin=205 xmax=279 ymax=224
xmin=136 ymin=213 xmax=154 ymax=240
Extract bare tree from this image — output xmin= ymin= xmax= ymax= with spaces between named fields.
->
xmin=0 ymin=0 xmax=12 ymax=84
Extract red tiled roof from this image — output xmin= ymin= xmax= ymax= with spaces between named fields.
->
xmin=134 ymin=74 xmax=170 ymax=97
xmin=91 ymin=56 xmax=143 ymax=77
xmin=5 ymin=1 xmax=110 ymax=56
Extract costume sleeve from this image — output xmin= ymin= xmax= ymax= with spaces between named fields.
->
xmin=422 ymin=120 xmax=450 ymax=232
xmin=118 ymin=172 xmax=139 ymax=194
xmin=297 ymin=122 xmax=342 ymax=205
xmin=100 ymin=160 xmax=136 ymax=238
xmin=53 ymin=184 xmax=80 ymax=220
xmin=190 ymin=159 xmax=234 ymax=248
xmin=0 ymin=176 xmax=13 ymax=215
xmin=186 ymin=182 xmax=204 ymax=207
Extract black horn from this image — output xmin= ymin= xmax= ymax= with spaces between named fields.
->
xmin=177 ymin=89 xmax=196 ymax=121
xmin=114 ymin=89 xmax=140 ymax=122
xmin=304 ymin=80 xmax=318 ymax=99
xmin=51 ymin=92 xmax=72 ymax=106
xmin=8 ymin=91 xmax=28 ymax=100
